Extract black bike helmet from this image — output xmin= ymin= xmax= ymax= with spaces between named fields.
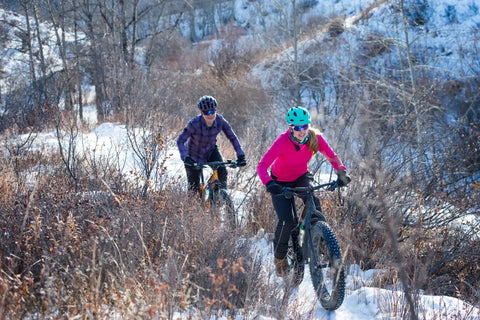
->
xmin=197 ymin=95 xmax=217 ymax=111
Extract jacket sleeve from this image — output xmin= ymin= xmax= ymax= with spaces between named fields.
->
xmin=317 ymin=134 xmax=347 ymax=172
xmin=222 ymin=118 xmax=245 ymax=156
xmin=257 ymin=136 xmax=283 ymax=185
xmin=177 ymin=123 xmax=192 ymax=161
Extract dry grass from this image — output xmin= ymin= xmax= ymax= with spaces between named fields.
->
xmin=0 ymin=171 xmax=263 ymax=318
xmin=1 ymin=123 xmax=479 ymax=318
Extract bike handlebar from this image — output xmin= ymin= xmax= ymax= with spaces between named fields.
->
xmin=283 ymin=181 xmax=338 ymax=198
xmin=186 ymin=159 xmax=239 ymax=169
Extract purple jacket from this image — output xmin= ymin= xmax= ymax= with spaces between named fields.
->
xmin=177 ymin=114 xmax=245 ymax=163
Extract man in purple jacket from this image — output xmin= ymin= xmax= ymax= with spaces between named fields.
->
xmin=177 ymin=95 xmax=247 ymax=193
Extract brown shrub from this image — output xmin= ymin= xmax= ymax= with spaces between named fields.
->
xmin=328 ymin=17 xmax=345 ymax=38
xmin=0 ymin=159 xmax=268 ymax=317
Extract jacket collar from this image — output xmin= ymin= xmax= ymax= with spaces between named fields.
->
xmin=284 ymin=129 xmax=301 ymax=151
xmin=201 ymin=115 xmax=218 ymax=129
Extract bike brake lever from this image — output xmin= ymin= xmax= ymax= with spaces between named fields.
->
xmin=327 ymin=181 xmax=338 ymax=191
xmin=225 ymin=159 xmax=236 ymax=168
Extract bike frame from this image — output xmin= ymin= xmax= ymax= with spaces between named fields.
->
xmin=194 ymin=160 xmax=237 ymax=207
xmin=284 ymin=181 xmax=337 ymax=269
xmin=283 ymin=179 xmax=345 ymax=311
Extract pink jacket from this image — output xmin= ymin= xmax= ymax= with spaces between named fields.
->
xmin=257 ymin=129 xmax=347 ymax=185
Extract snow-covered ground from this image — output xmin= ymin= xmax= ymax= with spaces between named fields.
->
xmin=10 ymin=105 xmax=479 ymax=319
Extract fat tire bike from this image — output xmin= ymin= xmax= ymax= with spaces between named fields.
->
xmin=189 ymin=160 xmax=238 ymax=229
xmin=283 ymin=180 xmax=346 ymax=311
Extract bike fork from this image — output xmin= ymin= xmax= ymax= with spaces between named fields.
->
xmin=306 ymin=224 xmax=321 ymax=270
xmin=291 ymin=228 xmax=303 ymax=263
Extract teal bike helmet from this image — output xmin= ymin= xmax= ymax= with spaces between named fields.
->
xmin=286 ymin=106 xmax=311 ymax=125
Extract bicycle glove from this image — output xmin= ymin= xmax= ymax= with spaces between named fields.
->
xmin=336 ymin=169 xmax=351 ymax=187
xmin=236 ymin=154 xmax=247 ymax=167
xmin=183 ymin=156 xmax=195 ymax=166
xmin=266 ymin=180 xmax=284 ymax=195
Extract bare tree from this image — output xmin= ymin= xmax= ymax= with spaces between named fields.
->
xmin=19 ymin=0 xmax=41 ymax=110
xmin=78 ymin=0 xmax=106 ymax=121
xmin=55 ymin=110 xmax=82 ymax=192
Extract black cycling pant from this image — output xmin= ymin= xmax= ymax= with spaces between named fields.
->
xmin=185 ymin=146 xmax=227 ymax=193
xmin=271 ymin=172 xmax=322 ymax=260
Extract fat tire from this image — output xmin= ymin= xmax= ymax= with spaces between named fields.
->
xmin=212 ymin=189 xmax=236 ymax=229
xmin=309 ymin=221 xmax=345 ymax=311
xmin=286 ymin=233 xmax=305 ymax=287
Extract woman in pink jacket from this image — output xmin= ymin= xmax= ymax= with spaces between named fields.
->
xmin=257 ymin=106 xmax=351 ymax=277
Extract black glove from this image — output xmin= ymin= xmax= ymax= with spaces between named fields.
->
xmin=266 ymin=180 xmax=284 ymax=195
xmin=336 ymin=169 xmax=351 ymax=187
xmin=183 ymin=156 xmax=195 ymax=166
xmin=236 ymin=154 xmax=247 ymax=167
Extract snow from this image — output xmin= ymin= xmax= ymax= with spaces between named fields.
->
xmin=0 ymin=7 xmax=81 ymax=94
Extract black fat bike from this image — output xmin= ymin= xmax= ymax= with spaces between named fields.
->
xmin=283 ymin=180 xmax=346 ymax=311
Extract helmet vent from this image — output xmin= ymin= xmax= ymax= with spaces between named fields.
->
xmin=198 ymin=95 xmax=217 ymax=111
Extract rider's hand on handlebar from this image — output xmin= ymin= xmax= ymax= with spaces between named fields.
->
xmin=183 ymin=156 xmax=195 ymax=167
xmin=236 ymin=154 xmax=247 ymax=167
xmin=336 ymin=169 xmax=351 ymax=187
xmin=266 ymin=180 xmax=284 ymax=195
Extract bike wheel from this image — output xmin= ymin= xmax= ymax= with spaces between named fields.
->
xmin=309 ymin=221 xmax=345 ymax=311
xmin=286 ymin=232 xmax=305 ymax=287
xmin=212 ymin=189 xmax=236 ymax=229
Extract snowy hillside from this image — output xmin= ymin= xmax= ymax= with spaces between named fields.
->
xmin=252 ymin=0 xmax=480 ymax=90
xmin=0 ymin=7 xmax=79 ymax=93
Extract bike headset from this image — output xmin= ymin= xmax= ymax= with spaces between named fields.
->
xmin=198 ymin=96 xmax=217 ymax=111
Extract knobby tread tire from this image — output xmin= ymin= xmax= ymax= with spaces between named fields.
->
xmin=309 ymin=221 xmax=345 ymax=311
xmin=286 ymin=233 xmax=305 ymax=287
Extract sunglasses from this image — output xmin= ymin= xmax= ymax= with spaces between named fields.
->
xmin=291 ymin=124 xmax=309 ymax=131
xmin=202 ymin=110 xmax=215 ymax=115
